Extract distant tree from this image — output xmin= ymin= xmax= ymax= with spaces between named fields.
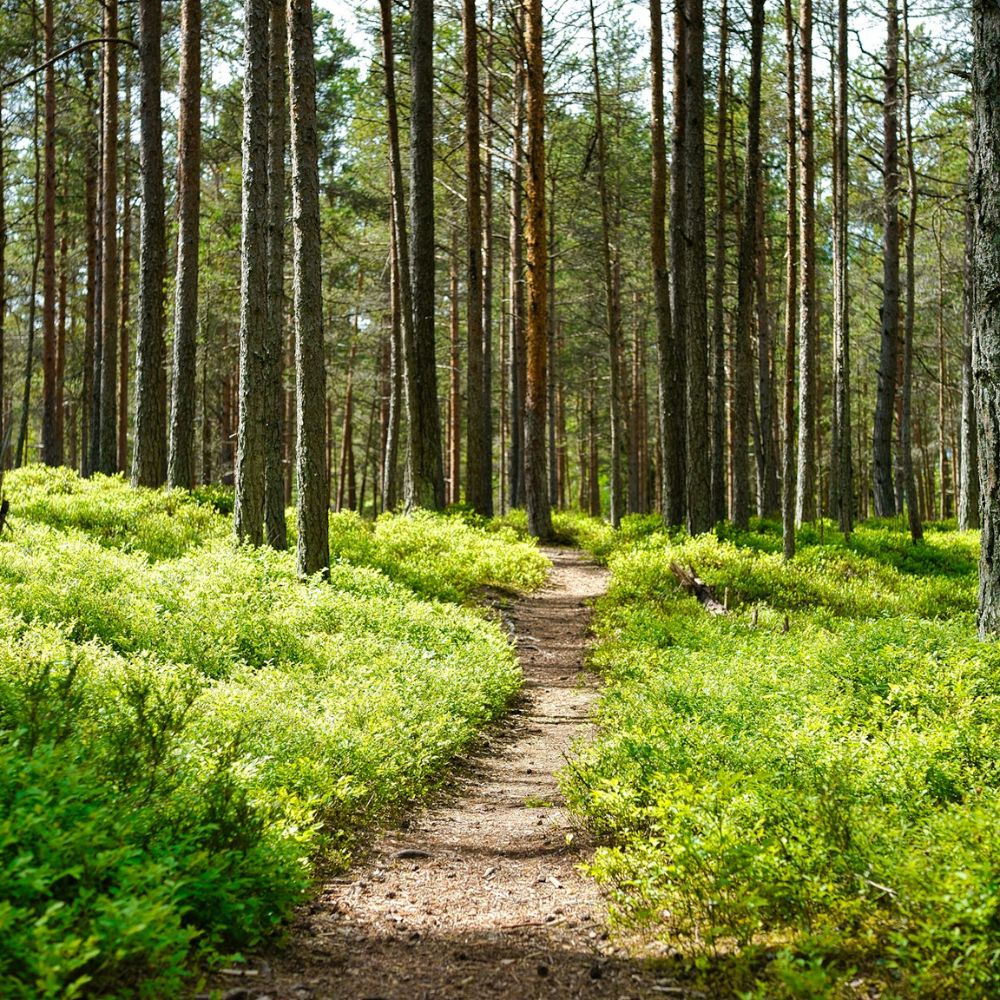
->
xmin=41 ymin=0 xmax=58 ymax=465
xmin=781 ymin=0 xmax=797 ymax=560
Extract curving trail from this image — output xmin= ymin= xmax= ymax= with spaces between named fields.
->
xmin=207 ymin=549 xmax=670 ymax=1000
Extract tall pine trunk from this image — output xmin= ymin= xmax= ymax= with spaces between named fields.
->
xmin=973 ymin=0 xmax=1000 ymax=634
xmin=781 ymin=0 xmax=798 ymax=559
xmin=463 ymin=0 xmax=491 ymax=515
xmin=98 ymin=3 xmax=119 ymax=474
xmin=233 ymin=0 xmax=269 ymax=541
xmin=830 ymin=0 xmax=852 ymax=535
xmin=264 ymin=0 xmax=287 ymax=546
xmin=168 ymin=0 xmax=202 ymax=489
xmin=872 ymin=0 xmax=901 ymax=517
xmin=794 ymin=0 xmax=817 ymax=524
xmin=407 ymin=0 xmax=445 ymax=510
xmin=731 ymin=0 xmax=763 ymax=529
xmin=523 ymin=0 xmax=551 ymax=539
xmin=41 ymin=0 xmax=58 ymax=465
xmin=959 ymin=182 xmax=979 ymax=530
xmin=289 ymin=0 xmax=330 ymax=575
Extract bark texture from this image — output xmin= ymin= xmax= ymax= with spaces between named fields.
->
xmin=97 ymin=5 xmax=119 ymax=474
xmin=289 ymin=0 xmax=330 ymax=576
xmin=523 ymin=0 xmax=552 ymax=539
xmin=264 ymin=0 xmax=287 ymax=547
xmin=873 ymin=0 xmax=901 ymax=518
xmin=234 ymin=0 xmax=269 ymax=542
xmin=973 ymin=0 xmax=1000 ymax=635
xmin=407 ymin=0 xmax=445 ymax=510
xmin=168 ymin=0 xmax=202 ymax=489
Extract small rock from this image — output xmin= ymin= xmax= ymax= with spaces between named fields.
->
xmin=590 ymin=962 xmax=603 ymax=980
xmin=537 ymin=963 xmax=549 ymax=977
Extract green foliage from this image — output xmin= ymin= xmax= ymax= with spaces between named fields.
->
xmin=564 ymin=521 xmax=999 ymax=997
xmin=0 ymin=468 xmax=546 ymax=995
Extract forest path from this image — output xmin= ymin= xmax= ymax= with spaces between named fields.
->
xmin=211 ymin=549 xmax=669 ymax=1000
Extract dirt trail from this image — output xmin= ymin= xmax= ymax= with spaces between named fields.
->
xmin=211 ymin=549 xmax=669 ymax=1000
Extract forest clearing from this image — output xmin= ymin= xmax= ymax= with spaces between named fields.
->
xmin=1 ymin=0 xmax=1000 ymax=996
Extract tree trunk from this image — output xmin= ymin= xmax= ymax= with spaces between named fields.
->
xmin=756 ymin=184 xmax=779 ymax=516
xmin=378 ymin=0 xmax=415 ymax=514
xmin=731 ymin=0 xmax=763 ymax=530
xmin=508 ymin=37 xmax=526 ymax=511
xmin=117 ymin=78 xmax=131 ymax=474
xmin=683 ymin=0 xmax=710 ymax=534
xmin=17 ymin=28 xmax=42 ymax=470
xmin=234 ymin=0 xmax=269 ymax=540
xmin=523 ymin=0 xmax=551 ymax=539
xmin=41 ymin=0 xmax=58 ymax=465
xmin=973 ymin=0 xmax=1000 ymax=633
xmin=794 ymin=0 xmax=817 ymax=524
xmin=264 ymin=0 xmax=287 ymax=546
xmin=98 ymin=3 xmax=119 ymax=474
xmin=830 ymin=0 xmax=852 ymax=535
xmin=289 ymin=0 xmax=330 ymax=576
xmin=781 ymin=0 xmax=797 ymax=559
xmin=481 ymin=0 xmax=496 ymax=515
xmin=168 ymin=0 xmax=202 ymax=490
xmin=650 ymin=0 xmax=675 ymax=527
xmin=463 ymin=0 xmax=491 ymax=515
xmin=448 ymin=229 xmax=461 ymax=505
xmin=382 ymin=205 xmax=402 ymax=510
xmin=873 ymin=0 xmax=901 ymax=518
xmin=960 ymin=182 xmax=980 ymax=530
xmin=899 ymin=0 xmax=922 ymax=541
xmin=709 ymin=0 xmax=728 ymax=524
xmin=587 ymin=0 xmax=623 ymax=527
xmin=407 ymin=0 xmax=445 ymax=510
xmin=0 ymin=93 xmax=5 ymax=455
xmin=81 ymin=66 xmax=97 ymax=475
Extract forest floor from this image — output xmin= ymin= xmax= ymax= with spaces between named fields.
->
xmin=204 ymin=548 xmax=672 ymax=1000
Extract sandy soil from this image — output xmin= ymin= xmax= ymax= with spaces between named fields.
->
xmin=203 ymin=548 xmax=675 ymax=1000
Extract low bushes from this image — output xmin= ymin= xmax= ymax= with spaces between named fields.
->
xmin=564 ymin=519 xmax=999 ymax=998
xmin=0 ymin=468 xmax=546 ymax=997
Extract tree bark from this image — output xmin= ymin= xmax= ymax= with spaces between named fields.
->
xmin=448 ymin=228 xmax=461 ymax=505
xmin=234 ymin=0 xmax=269 ymax=542
xmin=830 ymin=0 xmax=852 ymax=535
xmin=168 ymin=0 xmax=202 ymax=490
xmin=960 ymin=179 xmax=979 ymax=530
xmin=378 ymin=0 xmax=414 ymax=513
xmin=649 ymin=0 xmax=674 ymax=527
xmin=683 ymin=0 xmax=710 ymax=534
xmin=794 ymin=0 xmax=817 ymax=524
xmin=463 ymin=0 xmax=491 ymax=515
xmin=289 ymin=0 xmax=330 ymax=576
xmin=508 ymin=34 xmax=526 ymax=510
xmin=407 ymin=0 xmax=445 ymax=510
xmin=900 ymin=0 xmax=922 ymax=542
xmin=264 ymin=0 xmax=287 ymax=546
xmin=523 ymin=0 xmax=551 ymax=539
xmin=97 ymin=2 xmax=119 ymax=474
xmin=41 ymin=0 xmax=58 ymax=465
xmin=973 ymin=0 xmax=1000 ymax=634
xmin=782 ymin=0 xmax=798 ymax=559
xmin=709 ymin=0 xmax=728 ymax=524
xmin=730 ymin=0 xmax=762 ymax=530
xmin=665 ymin=0 xmax=687 ymax=527
xmin=117 ymin=76 xmax=131 ymax=474
xmin=587 ymin=0 xmax=623 ymax=528
xmin=873 ymin=0 xmax=901 ymax=518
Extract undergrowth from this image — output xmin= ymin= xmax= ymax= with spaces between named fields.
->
xmin=563 ymin=516 xmax=999 ymax=999
xmin=0 ymin=467 xmax=547 ymax=997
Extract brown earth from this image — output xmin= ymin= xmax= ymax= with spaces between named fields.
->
xmin=204 ymin=548 xmax=677 ymax=1000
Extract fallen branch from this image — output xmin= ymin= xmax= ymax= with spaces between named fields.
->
xmin=669 ymin=563 xmax=727 ymax=616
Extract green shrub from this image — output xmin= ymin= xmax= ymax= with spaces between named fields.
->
xmin=564 ymin=521 xmax=998 ymax=997
xmin=0 ymin=468 xmax=543 ymax=995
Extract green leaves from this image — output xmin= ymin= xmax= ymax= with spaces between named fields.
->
xmin=564 ymin=520 xmax=1000 ymax=996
